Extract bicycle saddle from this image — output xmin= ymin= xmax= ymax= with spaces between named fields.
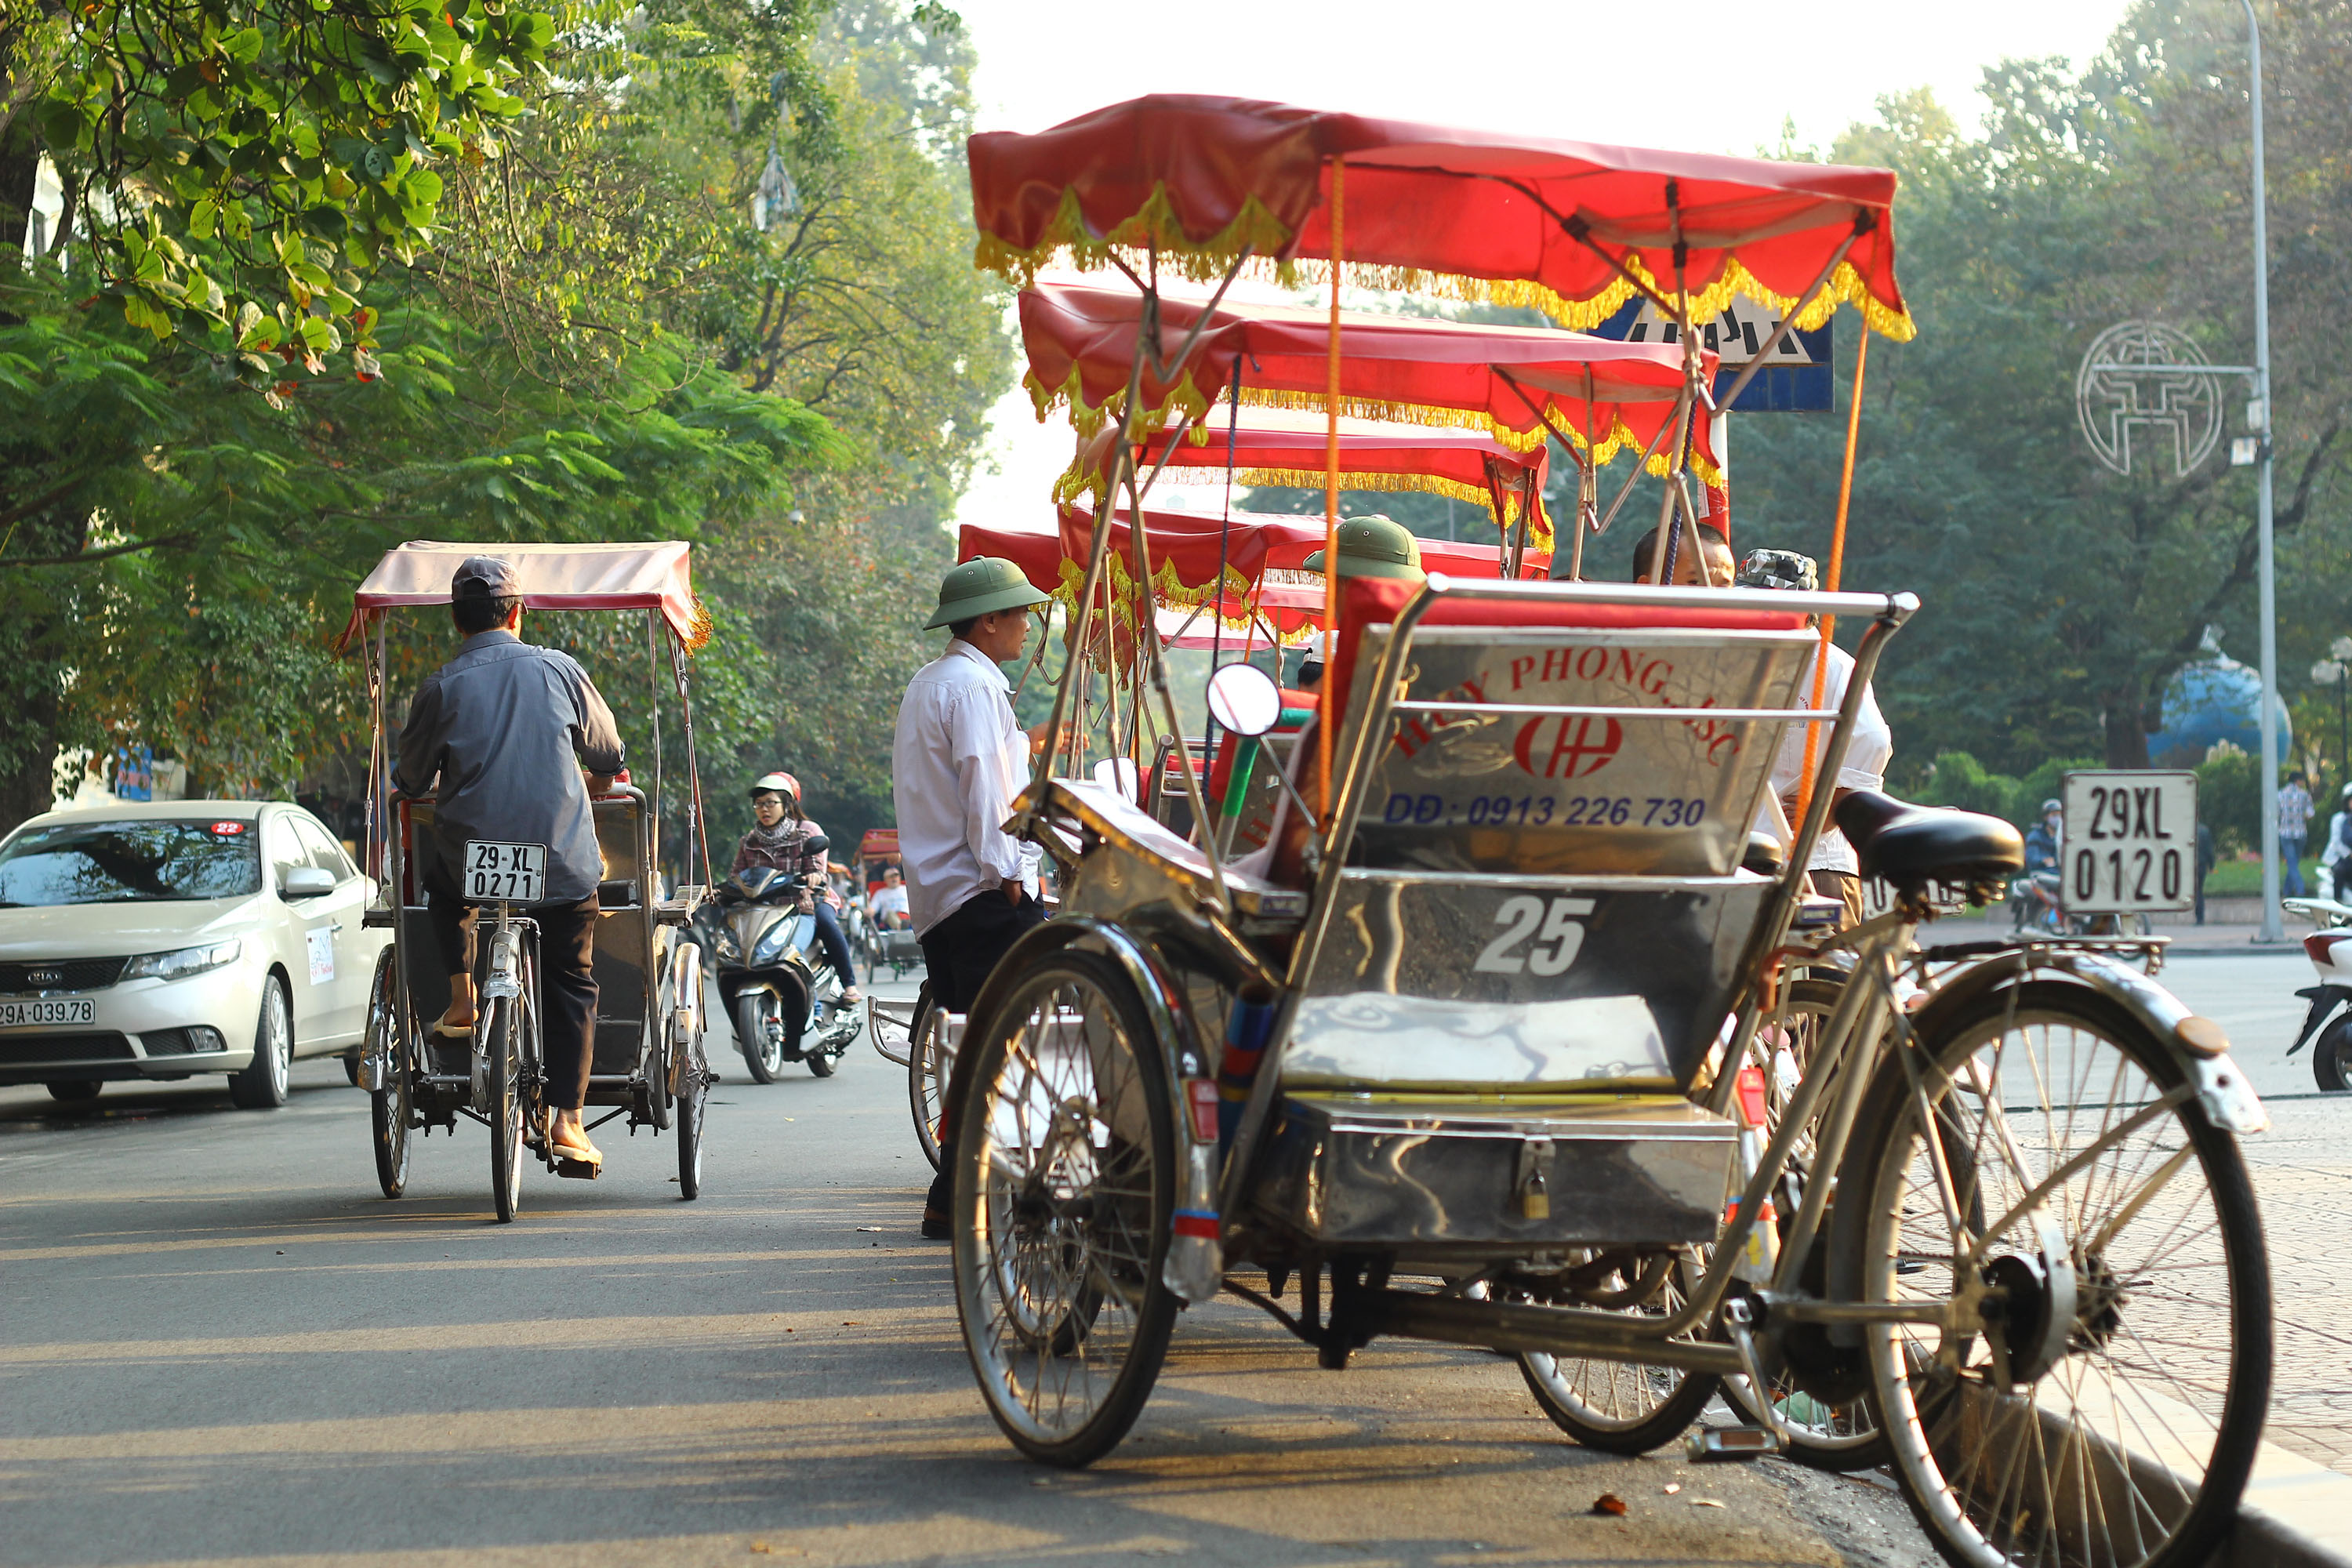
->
xmin=1833 ymin=789 xmax=2024 ymax=890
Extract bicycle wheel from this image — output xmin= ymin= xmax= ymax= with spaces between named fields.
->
xmin=1721 ymin=975 xmax=1889 ymax=1472
xmin=1517 ymin=1254 xmax=1718 ymax=1454
xmin=488 ymin=995 xmax=524 ymax=1223
xmin=953 ymin=949 xmax=1175 ymax=1468
xmin=1850 ymin=984 xmax=2270 ymax=1568
xmin=906 ymin=983 xmax=943 ymax=1171
xmin=366 ymin=949 xmax=413 ymax=1200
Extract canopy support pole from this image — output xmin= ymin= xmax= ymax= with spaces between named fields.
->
xmin=645 ymin=609 xmax=665 ymax=877
xmin=1318 ymin=156 xmax=1345 ymax=829
xmin=1795 ymin=322 xmax=1871 ymax=829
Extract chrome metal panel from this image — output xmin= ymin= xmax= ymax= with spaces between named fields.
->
xmin=1254 ymin=1093 xmax=1737 ymax=1247
xmin=1290 ymin=872 xmax=1772 ymax=1090
xmin=1340 ymin=626 xmax=1815 ymax=876
xmin=1040 ymin=778 xmax=1310 ymax=922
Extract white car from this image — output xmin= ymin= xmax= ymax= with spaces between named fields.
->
xmin=0 ymin=800 xmax=390 ymax=1107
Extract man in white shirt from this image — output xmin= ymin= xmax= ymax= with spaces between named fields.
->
xmin=892 ymin=556 xmax=1051 ymax=1237
xmin=1739 ymin=550 xmax=1893 ymax=924
xmin=867 ymin=866 xmax=910 ymax=929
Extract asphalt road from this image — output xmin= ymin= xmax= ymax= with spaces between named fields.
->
xmin=0 ymin=978 xmax=1943 ymax=1568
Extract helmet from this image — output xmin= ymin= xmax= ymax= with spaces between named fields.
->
xmin=750 ymin=771 xmax=800 ymax=801
xmin=1735 ymin=549 xmax=1820 ymax=593
xmin=924 ymin=556 xmax=1050 ymax=630
xmin=2042 ymin=798 xmax=2061 ymax=815
xmin=1301 ymin=516 xmax=1424 ymax=581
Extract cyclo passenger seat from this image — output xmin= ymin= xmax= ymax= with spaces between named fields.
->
xmin=1831 ymin=789 xmax=2023 ymax=900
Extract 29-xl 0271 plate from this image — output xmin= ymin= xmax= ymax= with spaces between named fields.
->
xmin=463 ymin=841 xmax=548 ymax=905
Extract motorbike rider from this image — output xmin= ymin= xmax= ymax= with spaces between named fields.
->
xmin=2024 ymin=800 xmax=2062 ymax=875
xmin=394 ymin=556 xmax=622 ymax=1169
xmin=731 ymin=771 xmax=861 ymax=1007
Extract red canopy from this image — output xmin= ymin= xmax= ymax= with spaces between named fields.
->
xmin=959 ymin=506 xmax=1548 ymax=648
xmin=971 ymin=96 xmax=1911 ymax=339
xmin=1076 ymin=410 xmax=1551 ymax=549
xmin=339 ymin=539 xmax=706 ymax=650
xmin=1020 ymin=283 xmax=1712 ymax=485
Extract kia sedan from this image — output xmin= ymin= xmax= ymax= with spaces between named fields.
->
xmin=0 ymin=800 xmax=389 ymax=1107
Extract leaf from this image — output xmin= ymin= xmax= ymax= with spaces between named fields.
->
xmin=189 ymin=198 xmax=219 ymax=239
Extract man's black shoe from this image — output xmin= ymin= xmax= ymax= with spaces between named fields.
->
xmin=920 ymin=1206 xmax=951 ymax=1241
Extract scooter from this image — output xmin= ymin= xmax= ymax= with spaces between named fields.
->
xmin=2282 ymin=895 xmax=2352 ymax=1091
xmin=2009 ymin=869 xmax=2067 ymax=933
xmin=695 ymin=844 xmax=860 ymax=1083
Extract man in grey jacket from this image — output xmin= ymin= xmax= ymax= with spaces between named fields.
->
xmin=395 ymin=557 xmax=624 ymax=1167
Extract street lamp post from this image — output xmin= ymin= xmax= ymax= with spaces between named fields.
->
xmin=2246 ymin=0 xmax=2282 ymax=942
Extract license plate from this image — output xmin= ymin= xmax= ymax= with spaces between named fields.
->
xmin=464 ymin=840 xmax=548 ymax=904
xmin=2061 ymin=770 xmax=2198 ymax=913
xmin=0 ymin=997 xmax=96 ymax=1027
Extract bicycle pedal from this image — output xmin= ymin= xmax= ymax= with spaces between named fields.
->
xmin=1685 ymin=1425 xmax=1784 ymax=1462
xmin=553 ymin=1156 xmax=602 ymax=1181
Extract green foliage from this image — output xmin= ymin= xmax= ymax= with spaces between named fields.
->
xmin=2196 ymin=743 xmax=2260 ymax=855
xmin=1732 ymin=0 xmax=2352 ymax=776
xmin=14 ymin=0 xmax=554 ymax=388
xmin=1916 ymin=750 xmax=2021 ymax=821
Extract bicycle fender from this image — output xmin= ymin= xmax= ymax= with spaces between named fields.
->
xmin=1906 ymin=949 xmax=2267 ymax=1136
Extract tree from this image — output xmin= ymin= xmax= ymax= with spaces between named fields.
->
xmin=1730 ymin=0 xmax=2352 ymax=779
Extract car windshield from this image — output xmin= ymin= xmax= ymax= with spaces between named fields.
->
xmin=0 ymin=819 xmax=262 ymax=906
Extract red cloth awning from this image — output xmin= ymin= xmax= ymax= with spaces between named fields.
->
xmin=956 ymin=507 xmax=1548 ymax=648
xmin=339 ymin=539 xmax=706 ymax=650
xmin=971 ymin=96 xmax=1911 ymax=339
xmin=1022 ymin=282 xmax=1711 ymax=484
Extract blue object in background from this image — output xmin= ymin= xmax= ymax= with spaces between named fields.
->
xmin=1588 ymin=298 xmax=1833 ymax=413
xmin=2147 ymin=644 xmax=2293 ymax=766
xmin=113 ymin=744 xmax=153 ymax=801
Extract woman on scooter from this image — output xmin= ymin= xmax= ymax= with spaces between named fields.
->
xmin=732 ymin=771 xmax=862 ymax=1006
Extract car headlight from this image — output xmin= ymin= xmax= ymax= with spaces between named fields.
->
xmin=124 ymin=939 xmax=243 ymax=982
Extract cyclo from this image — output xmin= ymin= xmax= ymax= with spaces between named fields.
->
xmin=938 ymin=96 xmax=2274 ymax=1568
xmin=343 ymin=541 xmax=717 ymax=1220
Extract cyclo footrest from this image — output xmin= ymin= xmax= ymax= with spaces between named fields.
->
xmin=1254 ymin=1094 xmax=1736 ymax=1251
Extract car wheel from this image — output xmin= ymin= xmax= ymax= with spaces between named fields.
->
xmin=230 ymin=976 xmax=293 ymax=1109
xmin=45 ymin=1081 xmax=101 ymax=1103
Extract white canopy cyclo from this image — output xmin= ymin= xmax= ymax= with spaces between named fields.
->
xmin=340 ymin=541 xmax=717 ymax=1219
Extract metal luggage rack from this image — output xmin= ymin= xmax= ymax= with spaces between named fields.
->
xmin=1915 ymin=931 xmax=2173 ymax=977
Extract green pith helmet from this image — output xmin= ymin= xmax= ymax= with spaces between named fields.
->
xmin=924 ymin=555 xmax=1051 ymax=630
xmin=1301 ymin=515 xmax=1425 ymax=581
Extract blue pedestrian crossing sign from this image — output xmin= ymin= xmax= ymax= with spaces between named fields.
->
xmin=1588 ymin=297 xmax=1832 ymax=413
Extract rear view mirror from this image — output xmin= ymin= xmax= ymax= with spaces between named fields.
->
xmin=281 ymin=866 xmax=336 ymax=898
xmin=1206 ymin=662 xmax=1283 ymax=739
xmin=803 ymin=833 xmax=829 ymax=857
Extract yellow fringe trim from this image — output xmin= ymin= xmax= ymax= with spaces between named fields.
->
xmin=978 ymin=183 xmax=1918 ymax=342
xmin=975 ymin=183 xmax=1300 ymax=292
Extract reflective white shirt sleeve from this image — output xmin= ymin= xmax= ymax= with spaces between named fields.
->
xmin=891 ymin=640 xmax=1033 ymax=935
xmin=1769 ymin=641 xmax=1891 ymax=875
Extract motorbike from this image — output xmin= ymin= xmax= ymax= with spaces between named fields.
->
xmin=2009 ymin=867 xmax=2067 ymax=932
xmin=695 ymin=840 xmax=860 ymax=1082
xmin=2283 ymin=895 xmax=2352 ymax=1091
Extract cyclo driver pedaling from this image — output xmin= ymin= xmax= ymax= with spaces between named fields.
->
xmin=348 ymin=543 xmax=717 ymax=1223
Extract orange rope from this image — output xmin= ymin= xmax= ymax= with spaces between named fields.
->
xmin=1317 ymin=157 xmax=1343 ymax=826
xmin=1795 ymin=323 xmax=1870 ymax=826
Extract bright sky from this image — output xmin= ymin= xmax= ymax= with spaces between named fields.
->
xmin=945 ymin=0 xmax=2138 ymax=537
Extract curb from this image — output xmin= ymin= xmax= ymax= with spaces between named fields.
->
xmin=2223 ymin=1461 xmax=2352 ymax=1567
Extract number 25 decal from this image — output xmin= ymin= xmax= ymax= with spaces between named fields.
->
xmin=1475 ymin=895 xmax=1595 ymax=976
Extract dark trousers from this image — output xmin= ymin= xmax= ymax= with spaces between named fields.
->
xmin=426 ymin=882 xmax=601 ymax=1111
xmin=811 ymin=902 xmax=858 ymax=989
xmin=921 ymin=887 xmax=1047 ymax=1209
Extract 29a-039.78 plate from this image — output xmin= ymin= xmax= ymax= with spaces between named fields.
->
xmin=0 ymin=997 xmax=96 ymax=1028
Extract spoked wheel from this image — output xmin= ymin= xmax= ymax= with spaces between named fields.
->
xmin=953 ymin=949 xmax=1175 ymax=1467
xmin=906 ymin=983 xmax=944 ymax=1171
xmin=1849 ymin=985 xmax=2270 ymax=1568
xmin=1516 ymin=1253 xmax=1718 ymax=1454
xmin=488 ymin=995 xmax=525 ymax=1223
xmin=365 ymin=949 xmax=414 ymax=1200
xmin=734 ymin=989 xmax=786 ymax=1083
xmin=1722 ymin=975 xmax=1888 ymax=1472
xmin=677 ymin=1043 xmax=708 ymax=1200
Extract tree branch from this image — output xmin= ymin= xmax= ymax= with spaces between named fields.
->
xmin=0 ymin=532 xmax=198 ymax=567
